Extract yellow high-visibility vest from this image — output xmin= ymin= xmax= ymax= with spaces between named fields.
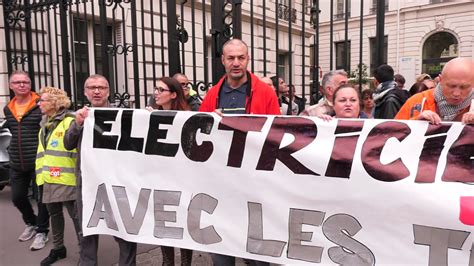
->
xmin=36 ymin=116 xmax=77 ymax=186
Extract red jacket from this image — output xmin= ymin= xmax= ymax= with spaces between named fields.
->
xmin=199 ymin=72 xmax=281 ymax=115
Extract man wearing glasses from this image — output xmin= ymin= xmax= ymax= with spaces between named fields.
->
xmin=173 ymin=73 xmax=201 ymax=111
xmin=64 ymin=74 xmax=137 ymax=265
xmin=2 ymin=70 xmax=50 ymax=250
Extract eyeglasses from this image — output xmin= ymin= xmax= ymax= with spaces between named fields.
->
xmin=11 ymin=81 xmax=31 ymax=85
xmin=154 ymin=86 xmax=171 ymax=93
xmin=86 ymin=86 xmax=108 ymax=92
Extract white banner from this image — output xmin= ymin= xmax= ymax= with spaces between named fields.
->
xmin=81 ymin=108 xmax=474 ymax=265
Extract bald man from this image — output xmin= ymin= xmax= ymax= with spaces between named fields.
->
xmin=199 ymin=39 xmax=278 ymax=265
xmin=173 ymin=73 xmax=201 ymax=111
xmin=395 ymin=57 xmax=474 ymax=124
xmin=199 ymin=39 xmax=280 ymax=115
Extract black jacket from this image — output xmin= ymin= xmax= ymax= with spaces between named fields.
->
xmin=373 ymin=81 xmax=409 ymax=119
xmin=294 ymin=95 xmax=306 ymax=115
xmin=187 ymin=95 xmax=201 ymax=111
xmin=3 ymin=98 xmax=42 ymax=171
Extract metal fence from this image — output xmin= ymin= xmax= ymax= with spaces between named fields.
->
xmin=2 ymin=0 xmax=385 ymax=109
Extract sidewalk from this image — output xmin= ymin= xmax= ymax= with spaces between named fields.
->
xmin=0 ymin=185 xmax=254 ymax=265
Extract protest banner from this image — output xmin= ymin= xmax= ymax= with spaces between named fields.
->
xmin=81 ymin=108 xmax=473 ymax=265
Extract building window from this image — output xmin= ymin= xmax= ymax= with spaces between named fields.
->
xmin=335 ymin=0 xmax=351 ymax=20
xmin=422 ymin=32 xmax=458 ymax=77
xmin=369 ymin=36 xmax=388 ymax=74
xmin=335 ymin=41 xmax=351 ymax=72
xmin=73 ymin=18 xmax=116 ymax=103
xmin=277 ymin=51 xmax=289 ymax=81
xmin=278 ymin=0 xmax=297 ymax=23
xmin=370 ymin=0 xmax=389 ymax=14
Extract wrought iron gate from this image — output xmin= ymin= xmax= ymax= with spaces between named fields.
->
xmin=2 ymin=0 xmax=384 ymax=109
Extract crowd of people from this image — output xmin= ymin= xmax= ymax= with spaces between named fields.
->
xmin=1 ymin=38 xmax=473 ymax=265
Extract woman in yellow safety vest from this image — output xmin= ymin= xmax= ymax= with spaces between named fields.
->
xmin=36 ymin=87 xmax=80 ymax=265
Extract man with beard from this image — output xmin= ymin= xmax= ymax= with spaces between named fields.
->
xmin=64 ymin=74 xmax=137 ymax=265
xmin=199 ymin=39 xmax=279 ymax=265
xmin=200 ymin=39 xmax=280 ymax=116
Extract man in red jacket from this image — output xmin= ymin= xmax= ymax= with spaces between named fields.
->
xmin=200 ymin=39 xmax=279 ymax=265
xmin=199 ymin=39 xmax=280 ymax=116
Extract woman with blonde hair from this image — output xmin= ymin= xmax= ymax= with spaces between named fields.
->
xmin=36 ymin=87 xmax=81 ymax=265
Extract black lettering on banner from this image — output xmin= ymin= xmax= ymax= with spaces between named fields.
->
xmin=322 ymin=214 xmax=375 ymax=266
xmin=415 ymin=124 xmax=451 ymax=183
xmin=153 ymin=190 xmax=183 ymax=239
xmin=181 ymin=113 xmax=214 ymax=162
xmin=287 ymin=208 xmax=325 ymax=263
xmin=187 ymin=193 xmax=222 ymax=244
xmin=247 ymin=202 xmax=286 ymax=257
xmin=87 ymin=183 xmax=119 ymax=231
xmin=218 ymin=116 xmax=267 ymax=167
xmin=361 ymin=121 xmax=411 ymax=182
xmin=118 ymin=110 xmax=145 ymax=153
xmin=325 ymin=120 xmax=364 ymax=178
xmin=441 ymin=125 xmax=474 ymax=183
xmin=93 ymin=109 xmax=119 ymax=150
xmin=413 ymin=224 xmax=470 ymax=266
xmin=145 ymin=111 xmax=179 ymax=157
xmin=256 ymin=117 xmax=319 ymax=175
xmin=112 ymin=186 xmax=151 ymax=235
